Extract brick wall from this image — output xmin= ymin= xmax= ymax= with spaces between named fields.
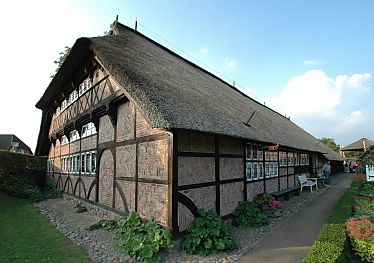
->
xmin=178 ymin=157 xmax=215 ymax=186
xmin=98 ymin=115 xmax=114 ymax=144
xmin=219 ymin=138 xmax=243 ymax=155
xmin=247 ymin=181 xmax=264 ymax=201
xmin=116 ymin=145 xmax=136 ymax=178
xmin=136 ymin=109 xmax=164 ymax=138
xmin=178 ymin=132 xmax=214 ymax=153
xmin=220 ymin=182 xmax=243 ymax=216
xmin=280 ymin=176 xmax=287 ymax=190
xmin=98 ymin=149 xmax=114 ymax=207
xmin=138 ymin=183 xmax=168 ymax=226
xmin=138 ymin=139 xmax=168 ymax=180
xmin=116 ymin=102 xmax=135 ymax=142
xmin=115 ymin=180 xmax=136 ymax=212
xmin=81 ymin=135 xmax=97 ymax=151
xmin=265 ymin=178 xmax=278 ymax=193
xmin=178 ymin=203 xmax=195 ymax=232
xmin=220 ymin=158 xmax=243 ymax=180
xmin=48 ymin=143 xmax=55 ymax=159
xmin=70 ymin=141 xmax=80 ymax=154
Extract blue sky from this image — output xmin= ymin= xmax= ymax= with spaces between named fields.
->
xmin=1 ymin=0 xmax=373 ymax=152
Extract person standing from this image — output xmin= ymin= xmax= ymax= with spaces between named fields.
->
xmin=322 ymin=160 xmax=331 ymax=185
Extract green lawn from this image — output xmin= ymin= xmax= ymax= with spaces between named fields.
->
xmin=0 ymin=192 xmax=91 ymax=263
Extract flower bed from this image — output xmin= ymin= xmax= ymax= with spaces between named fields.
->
xmin=346 ymin=215 xmax=374 ymax=262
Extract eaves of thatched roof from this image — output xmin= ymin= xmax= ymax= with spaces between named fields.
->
xmin=36 ymin=22 xmax=342 ymax=155
xmin=341 ymin=137 xmax=374 ymax=151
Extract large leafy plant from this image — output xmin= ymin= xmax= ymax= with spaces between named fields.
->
xmin=182 ymin=209 xmax=236 ymax=256
xmin=233 ymin=201 xmax=268 ymax=229
xmin=113 ymin=212 xmax=173 ymax=262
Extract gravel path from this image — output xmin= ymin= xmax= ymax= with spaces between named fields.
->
xmin=34 ymin=174 xmax=345 ymax=263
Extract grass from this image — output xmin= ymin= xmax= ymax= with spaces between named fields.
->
xmin=0 ymin=192 xmax=91 ymax=263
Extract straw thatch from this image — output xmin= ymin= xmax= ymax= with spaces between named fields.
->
xmin=36 ymin=22 xmax=342 ymax=160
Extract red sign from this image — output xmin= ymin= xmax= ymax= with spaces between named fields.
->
xmin=267 ymin=144 xmax=280 ymax=151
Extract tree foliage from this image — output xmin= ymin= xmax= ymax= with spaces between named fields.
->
xmin=320 ymin=137 xmax=340 ymax=153
xmin=51 ymin=46 xmax=71 ymax=78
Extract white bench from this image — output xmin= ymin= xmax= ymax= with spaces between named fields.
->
xmin=298 ymin=175 xmax=318 ymax=193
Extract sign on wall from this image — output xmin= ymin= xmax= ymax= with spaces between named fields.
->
xmin=366 ymin=165 xmax=374 ymax=182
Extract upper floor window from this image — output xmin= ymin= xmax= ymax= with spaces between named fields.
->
xmin=79 ymin=78 xmax=92 ymax=96
xmin=81 ymin=122 xmax=97 ymax=138
xmin=69 ymin=130 xmax=80 ymax=142
xmin=61 ymin=99 xmax=68 ymax=111
xmin=61 ymin=135 xmax=69 ymax=145
xmin=56 ymin=107 xmax=61 ymax=116
xmin=68 ymin=90 xmax=78 ymax=105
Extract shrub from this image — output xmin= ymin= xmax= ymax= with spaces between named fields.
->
xmin=353 ymin=196 xmax=374 ymax=218
xmin=359 ymin=181 xmax=374 ymax=195
xmin=113 ymin=212 xmax=173 ymax=262
xmin=254 ymin=193 xmax=273 ymax=208
xmin=88 ymin=219 xmax=118 ymax=231
xmin=74 ymin=203 xmax=87 ymax=213
xmin=302 ymin=181 xmax=361 ymax=263
xmin=0 ymin=175 xmax=44 ymax=202
xmin=346 ymin=215 xmax=374 ymax=262
xmin=182 ymin=209 xmax=236 ymax=256
xmin=233 ymin=201 xmax=268 ymax=229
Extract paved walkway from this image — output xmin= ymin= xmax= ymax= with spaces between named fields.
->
xmin=237 ymin=173 xmax=353 ymax=263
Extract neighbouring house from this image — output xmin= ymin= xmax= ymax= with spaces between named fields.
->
xmin=35 ymin=21 xmax=342 ymax=235
xmin=341 ymin=137 xmax=374 ymax=153
xmin=0 ymin=134 xmax=33 ymax=155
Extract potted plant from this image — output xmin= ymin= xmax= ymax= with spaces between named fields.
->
xmin=254 ymin=193 xmax=283 ymax=217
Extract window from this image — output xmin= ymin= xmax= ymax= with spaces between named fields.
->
xmin=91 ymin=152 xmax=96 ymax=174
xmin=69 ymin=130 xmax=80 ymax=142
xmin=61 ymin=99 xmax=67 ymax=111
xmin=61 ymin=135 xmax=69 ymax=145
xmin=81 ymin=154 xmax=86 ymax=173
xmin=56 ymin=107 xmax=61 ymax=116
xmin=81 ymin=122 xmax=97 ymax=138
xmin=76 ymin=155 xmax=80 ymax=173
xmin=279 ymin=152 xmax=287 ymax=167
xmin=79 ymin=78 xmax=92 ymax=96
xmin=246 ymin=162 xmax=252 ymax=180
xmin=288 ymin=152 xmax=294 ymax=166
xmin=86 ymin=153 xmax=91 ymax=174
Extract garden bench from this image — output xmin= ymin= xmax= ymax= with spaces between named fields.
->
xmin=298 ymin=175 xmax=318 ymax=193
xmin=272 ymin=186 xmax=300 ymax=201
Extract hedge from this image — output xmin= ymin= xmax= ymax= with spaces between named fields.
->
xmin=0 ymin=150 xmax=47 ymax=201
xmin=302 ymin=181 xmax=361 ymax=263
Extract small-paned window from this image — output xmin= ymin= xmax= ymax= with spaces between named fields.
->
xmin=56 ymin=107 xmax=61 ymax=116
xmin=86 ymin=153 xmax=91 ymax=174
xmin=81 ymin=122 xmax=97 ymax=138
xmin=91 ymin=152 xmax=96 ymax=174
xmin=81 ymin=154 xmax=86 ymax=173
xmin=69 ymin=130 xmax=80 ymax=142
xmin=288 ymin=152 xmax=294 ymax=166
xmin=61 ymin=135 xmax=69 ymax=145
xmin=79 ymin=78 xmax=92 ymax=96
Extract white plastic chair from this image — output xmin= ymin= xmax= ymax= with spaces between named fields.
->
xmin=298 ymin=175 xmax=318 ymax=193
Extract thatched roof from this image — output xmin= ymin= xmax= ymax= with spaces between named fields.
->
xmin=36 ymin=22 xmax=342 ymax=159
xmin=341 ymin=138 xmax=374 ymax=151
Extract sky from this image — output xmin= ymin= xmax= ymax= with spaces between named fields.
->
xmin=1 ymin=0 xmax=373 ymax=153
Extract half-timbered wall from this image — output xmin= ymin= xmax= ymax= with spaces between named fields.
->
xmin=46 ymin=65 xmax=171 ymax=227
xmin=174 ymin=131 xmax=314 ymax=234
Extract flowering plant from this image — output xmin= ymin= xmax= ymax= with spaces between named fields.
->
xmin=346 ymin=215 xmax=374 ymax=262
xmin=268 ymin=198 xmax=283 ymax=210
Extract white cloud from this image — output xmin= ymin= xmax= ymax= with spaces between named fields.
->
xmin=265 ymin=70 xmax=371 ymax=117
xmin=303 ymin=59 xmax=321 ymax=66
xmin=265 ymin=70 xmax=373 ymax=145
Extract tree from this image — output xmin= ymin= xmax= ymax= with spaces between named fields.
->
xmin=320 ymin=137 xmax=340 ymax=153
xmin=50 ymin=46 xmax=71 ymax=78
